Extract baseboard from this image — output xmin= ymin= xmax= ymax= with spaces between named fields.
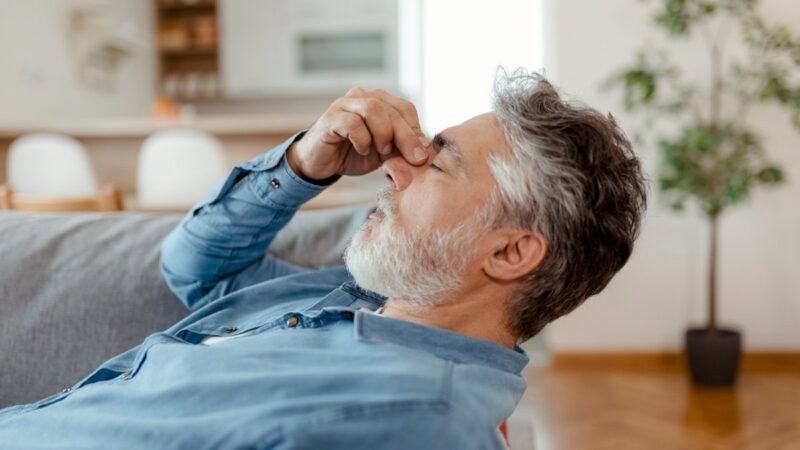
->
xmin=550 ymin=351 xmax=800 ymax=372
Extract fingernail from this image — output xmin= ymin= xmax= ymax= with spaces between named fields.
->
xmin=413 ymin=147 xmax=427 ymax=161
xmin=381 ymin=144 xmax=392 ymax=154
xmin=419 ymin=136 xmax=430 ymax=148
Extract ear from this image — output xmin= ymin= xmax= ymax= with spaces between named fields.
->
xmin=483 ymin=230 xmax=547 ymax=282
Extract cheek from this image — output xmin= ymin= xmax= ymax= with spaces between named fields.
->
xmin=396 ymin=184 xmax=456 ymax=230
xmin=397 ymin=199 xmax=433 ymax=230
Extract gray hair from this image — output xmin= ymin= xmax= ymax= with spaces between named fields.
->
xmin=488 ymin=69 xmax=648 ymax=342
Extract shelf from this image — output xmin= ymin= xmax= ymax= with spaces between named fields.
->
xmin=156 ymin=0 xmax=220 ymax=97
xmin=158 ymin=1 xmax=216 ymax=12
xmin=160 ymin=48 xmax=217 ymax=57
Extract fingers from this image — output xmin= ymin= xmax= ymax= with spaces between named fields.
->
xmin=387 ymin=113 xmax=429 ymax=165
xmin=334 ymin=97 xmax=395 ymax=154
xmin=330 ymin=112 xmax=372 ymax=156
xmin=362 ymin=88 xmax=423 ymax=135
xmin=344 ymin=87 xmax=426 ymax=138
xmin=334 ymin=96 xmax=428 ymax=164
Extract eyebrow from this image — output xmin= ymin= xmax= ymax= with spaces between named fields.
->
xmin=432 ymin=132 xmax=467 ymax=178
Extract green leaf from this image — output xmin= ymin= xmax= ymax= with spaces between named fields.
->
xmin=623 ymin=69 xmax=658 ymax=107
xmin=605 ymin=0 xmax=796 ymax=216
xmin=689 ymin=128 xmax=714 ymax=152
xmin=670 ymin=200 xmax=686 ymax=211
xmin=761 ymin=76 xmax=790 ymax=102
xmin=652 ymin=124 xmax=786 ymax=215
xmin=654 ymin=0 xmax=691 ymax=36
xmin=699 ymin=2 xmax=716 ymax=15
xmin=756 ymin=166 xmax=785 ymax=184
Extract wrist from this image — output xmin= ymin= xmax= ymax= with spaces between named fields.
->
xmin=285 ymin=142 xmax=307 ymax=178
xmin=285 ymin=142 xmax=340 ymax=186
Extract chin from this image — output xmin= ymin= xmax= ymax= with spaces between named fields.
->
xmin=343 ymin=208 xmax=470 ymax=308
xmin=344 ymin=233 xmax=388 ymax=296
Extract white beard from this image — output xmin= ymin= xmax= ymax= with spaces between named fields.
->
xmin=344 ymin=187 xmax=489 ymax=307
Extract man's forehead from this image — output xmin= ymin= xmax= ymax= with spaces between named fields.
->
xmin=440 ymin=113 xmax=510 ymax=162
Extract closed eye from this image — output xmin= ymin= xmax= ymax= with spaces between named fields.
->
xmin=429 ymin=163 xmax=444 ymax=172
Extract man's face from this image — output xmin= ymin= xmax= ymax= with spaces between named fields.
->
xmin=344 ymin=112 xmax=511 ymax=304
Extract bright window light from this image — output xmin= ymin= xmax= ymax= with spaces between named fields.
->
xmin=420 ymin=0 xmax=544 ymax=133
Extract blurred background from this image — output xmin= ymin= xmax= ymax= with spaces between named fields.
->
xmin=0 ymin=0 xmax=542 ymax=211
xmin=0 ymin=1 xmax=798 ymax=449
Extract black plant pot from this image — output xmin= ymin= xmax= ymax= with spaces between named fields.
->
xmin=685 ymin=328 xmax=742 ymax=388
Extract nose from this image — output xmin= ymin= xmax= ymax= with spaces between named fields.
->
xmin=381 ymin=156 xmax=422 ymax=191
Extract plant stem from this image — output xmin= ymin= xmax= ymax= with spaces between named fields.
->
xmin=710 ymin=38 xmax=722 ymax=129
xmin=708 ymin=212 xmax=719 ymax=331
xmin=703 ymin=14 xmax=729 ymax=333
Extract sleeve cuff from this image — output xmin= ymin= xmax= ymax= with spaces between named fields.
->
xmin=245 ymin=131 xmax=340 ymax=209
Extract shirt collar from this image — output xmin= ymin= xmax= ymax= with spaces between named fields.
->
xmin=338 ymin=280 xmax=529 ymax=374
xmin=350 ymin=306 xmax=529 ymax=375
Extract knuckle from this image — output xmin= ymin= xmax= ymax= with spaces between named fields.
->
xmin=345 ymin=87 xmax=366 ymax=97
xmin=363 ymin=98 xmax=382 ymax=115
xmin=402 ymin=101 xmax=418 ymax=118
xmin=386 ymin=108 xmax=402 ymax=121
xmin=330 ymin=97 xmax=347 ymax=111
xmin=344 ymin=114 xmax=362 ymax=128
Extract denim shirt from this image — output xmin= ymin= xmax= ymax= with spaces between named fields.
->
xmin=0 ymin=132 xmax=529 ymax=450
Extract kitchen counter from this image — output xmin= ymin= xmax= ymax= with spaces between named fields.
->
xmin=0 ymin=114 xmax=316 ymax=139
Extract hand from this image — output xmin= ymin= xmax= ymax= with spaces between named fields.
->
xmin=286 ymin=88 xmax=429 ymax=182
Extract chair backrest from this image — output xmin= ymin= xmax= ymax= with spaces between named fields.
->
xmin=0 ymin=184 xmax=124 ymax=212
xmin=137 ymin=129 xmax=228 ymax=209
xmin=7 ymin=133 xmax=98 ymax=196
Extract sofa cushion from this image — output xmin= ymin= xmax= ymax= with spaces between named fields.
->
xmin=0 ymin=206 xmax=371 ymax=407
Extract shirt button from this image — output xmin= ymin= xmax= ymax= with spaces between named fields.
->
xmin=286 ymin=315 xmax=299 ymax=328
xmin=122 ymin=369 xmax=133 ymax=379
xmin=61 ymin=387 xmax=72 ymax=393
xmin=270 ymin=178 xmax=281 ymax=189
xmin=225 ymin=326 xmax=238 ymax=333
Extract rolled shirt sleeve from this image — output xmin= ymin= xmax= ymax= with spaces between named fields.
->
xmin=160 ymin=130 xmax=340 ymax=311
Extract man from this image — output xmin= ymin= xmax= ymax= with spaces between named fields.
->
xmin=0 ymin=70 xmax=646 ymax=449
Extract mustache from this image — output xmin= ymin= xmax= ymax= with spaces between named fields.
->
xmin=376 ymin=187 xmax=395 ymax=219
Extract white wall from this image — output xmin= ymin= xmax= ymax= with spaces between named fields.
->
xmin=545 ymin=0 xmax=800 ymax=351
xmin=0 ymin=0 xmax=156 ymax=121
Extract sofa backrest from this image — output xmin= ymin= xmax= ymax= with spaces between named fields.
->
xmin=0 ymin=206 xmax=371 ymax=407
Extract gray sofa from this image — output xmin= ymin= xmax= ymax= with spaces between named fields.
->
xmin=0 ymin=207 xmax=534 ymax=449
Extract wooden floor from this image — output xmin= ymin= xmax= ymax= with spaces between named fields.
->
xmin=519 ymin=362 xmax=800 ymax=450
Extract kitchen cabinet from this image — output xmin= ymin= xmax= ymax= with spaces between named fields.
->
xmin=219 ymin=0 xmax=399 ymax=97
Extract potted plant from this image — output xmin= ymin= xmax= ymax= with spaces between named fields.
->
xmin=606 ymin=0 xmax=800 ymax=387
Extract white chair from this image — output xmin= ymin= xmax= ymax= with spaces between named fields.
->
xmin=137 ymin=129 xmax=228 ymax=209
xmin=7 ymin=133 xmax=98 ymax=196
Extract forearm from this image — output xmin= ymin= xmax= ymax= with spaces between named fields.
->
xmin=160 ymin=131 xmax=339 ymax=309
